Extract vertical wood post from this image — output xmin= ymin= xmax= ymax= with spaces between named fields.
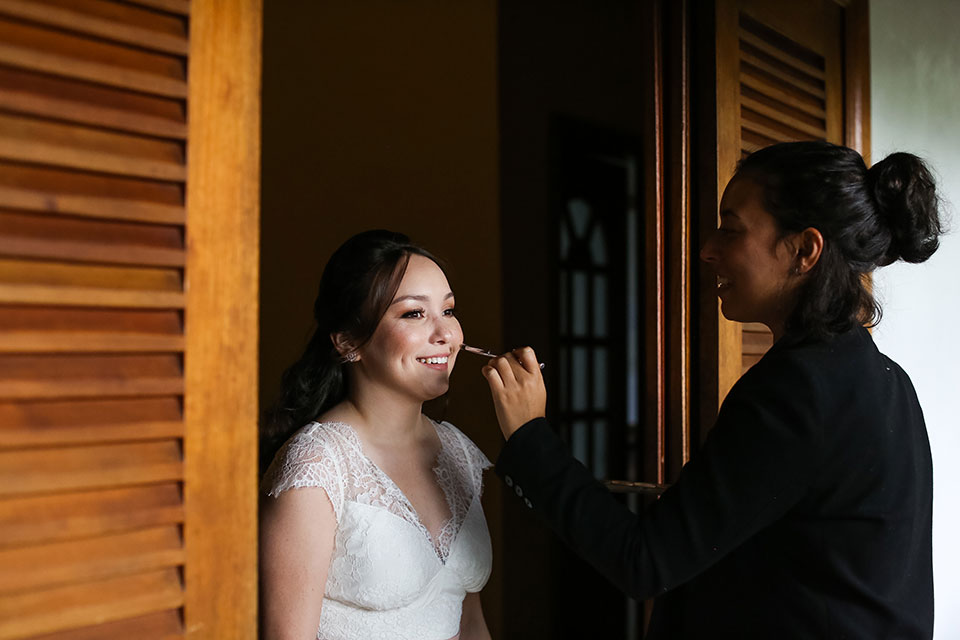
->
xmin=184 ymin=1 xmax=262 ymax=637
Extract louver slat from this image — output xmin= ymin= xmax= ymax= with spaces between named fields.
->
xmin=0 ymin=0 xmax=188 ymax=55
xmin=0 ymin=483 xmax=184 ymax=547
xmin=0 ymin=526 xmax=184 ymax=593
xmin=0 ymin=440 xmax=183 ymax=496
xmin=0 ymin=569 xmax=184 ymax=639
xmin=26 ymin=610 xmax=184 ymax=640
xmin=0 ymin=16 xmax=186 ymax=98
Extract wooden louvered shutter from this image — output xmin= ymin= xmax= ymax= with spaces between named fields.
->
xmin=0 ymin=2 xmax=260 ymax=639
xmin=702 ymin=0 xmax=869 ymax=416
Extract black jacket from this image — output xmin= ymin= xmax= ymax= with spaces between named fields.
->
xmin=496 ymin=327 xmax=933 ymax=638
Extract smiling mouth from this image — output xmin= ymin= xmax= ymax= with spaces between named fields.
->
xmin=416 ymin=356 xmax=449 ymax=365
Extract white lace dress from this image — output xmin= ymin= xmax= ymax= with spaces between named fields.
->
xmin=262 ymin=420 xmax=493 ymax=640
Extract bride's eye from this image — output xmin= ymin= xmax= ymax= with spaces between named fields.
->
xmin=402 ymin=309 xmax=424 ymax=319
xmin=443 ymin=308 xmax=457 ymax=317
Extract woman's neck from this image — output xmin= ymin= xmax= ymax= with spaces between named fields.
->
xmin=769 ymin=320 xmax=786 ymax=343
xmin=342 ymin=384 xmax=426 ymax=446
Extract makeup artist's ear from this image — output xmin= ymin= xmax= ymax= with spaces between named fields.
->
xmin=793 ymin=227 xmax=823 ymax=275
xmin=330 ymin=332 xmax=360 ymax=362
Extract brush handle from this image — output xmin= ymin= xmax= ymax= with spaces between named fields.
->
xmin=460 ymin=344 xmax=546 ymax=370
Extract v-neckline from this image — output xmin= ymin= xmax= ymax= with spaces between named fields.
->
xmin=320 ymin=419 xmax=457 ymax=561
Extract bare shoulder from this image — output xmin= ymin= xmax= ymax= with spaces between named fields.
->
xmin=261 ymin=482 xmax=334 ymax=525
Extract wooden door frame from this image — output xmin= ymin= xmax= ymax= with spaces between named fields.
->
xmin=184 ymin=1 xmax=262 ymax=637
xmin=694 ymin=0 xmax=870 ymax=438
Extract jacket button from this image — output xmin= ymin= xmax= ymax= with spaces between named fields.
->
xmin=514 ymin=485 xmax=523 ymax=497
xmin=524 ymin=498 xmax=533 ymax=509
xmin=504 ymin=475 xmax=514 ymax=488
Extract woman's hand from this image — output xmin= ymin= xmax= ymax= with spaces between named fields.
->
xmin=482 ymin=347 xmax=546 ymax=440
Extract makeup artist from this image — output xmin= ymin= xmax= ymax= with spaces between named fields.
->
xmin=482 ymin=141 xmax=942 ymax=638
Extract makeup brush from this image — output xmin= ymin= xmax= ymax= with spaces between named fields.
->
xmin=460 ymin=344 xmax=546 ymax=370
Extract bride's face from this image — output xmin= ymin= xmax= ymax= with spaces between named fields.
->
xmin=357 ymin=254 xmax=463 ymax=401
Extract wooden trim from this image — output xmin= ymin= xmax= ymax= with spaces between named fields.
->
xmin=843 ymin=0 xmax=872 ymax=313
xmin=714 ymin=0 xmax=744 ymax=424
xmin=183 ymin=0 xmax=262 ymax=638
xmin=643 ymin=0 xmax=666 ymax=483
xmin=664 ymin=0 xmax=692 ymax=478
xmin=822 ymin=6 xmax=845 ymax=144
xmin=693 ymin=0 xmax=718 ymax=445
xmin=843 ymin=0 xmax=870 ymax=162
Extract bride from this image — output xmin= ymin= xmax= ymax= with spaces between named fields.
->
xmin=260 ymin=230 xmax=493 ymax=640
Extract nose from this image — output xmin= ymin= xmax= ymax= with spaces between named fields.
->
xmin=430 ymin=315 xmax=453 ymax=344
xmin=700 ymin=231 xmax=719 ymax=264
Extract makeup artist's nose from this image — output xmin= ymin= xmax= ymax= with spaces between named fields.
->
xmin=700 ymin=232 xmax=720 ymax=264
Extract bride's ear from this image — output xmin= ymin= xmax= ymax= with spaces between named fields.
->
xmin=331 ymin=332 xmax=360 ymax=363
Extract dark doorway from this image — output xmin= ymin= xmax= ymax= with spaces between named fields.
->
xmin=497 ymin=3 xmax=653 ymax=636
xmin=549 ymin=118 xmax=647 ymax=638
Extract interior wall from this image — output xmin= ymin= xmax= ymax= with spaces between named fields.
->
xmin=869 ymin=0 xmax=960 ymax=637
xmin=260 ymin=1 xmax=503 ymax=632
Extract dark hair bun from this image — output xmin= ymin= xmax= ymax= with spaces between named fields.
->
xmin=868 ymin=152 xmax=943 ymax=265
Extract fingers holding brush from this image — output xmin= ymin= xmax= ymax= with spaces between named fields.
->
xmin=481 ymin=346 xmax=547 ymax=439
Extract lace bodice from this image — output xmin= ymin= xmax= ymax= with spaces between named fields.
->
xmin=262 ymin=420 xmax=493 ymax=640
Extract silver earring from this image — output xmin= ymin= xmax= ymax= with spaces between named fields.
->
xmin=340 ymin=352 xmax=359 ymax=363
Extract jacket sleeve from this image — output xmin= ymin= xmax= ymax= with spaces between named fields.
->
xmin=494 ymin=356 xmax=825 ymax=600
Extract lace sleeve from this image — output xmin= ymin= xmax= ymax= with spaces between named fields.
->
xmin=441 ymin=422 xmax=493 ymax=497
xmin=466 ymin=437 xmax=493 ymax=476
xmin=261 ymin=424 xmax=346 ymax=522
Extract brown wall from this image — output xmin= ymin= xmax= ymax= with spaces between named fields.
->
xmin=259 ymin=1 xmax=504 ymax=633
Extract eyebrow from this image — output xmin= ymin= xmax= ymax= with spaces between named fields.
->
xmin=390 ymin=292 xmax=455 ymax=305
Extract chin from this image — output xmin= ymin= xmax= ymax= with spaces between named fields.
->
xmin=419 ymin=382 xmax=451 ymax=402
xmin=719 ymin=298 xmax=752 ymax=324
xmin=719 ymin=302 xmax=740 ymax=322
